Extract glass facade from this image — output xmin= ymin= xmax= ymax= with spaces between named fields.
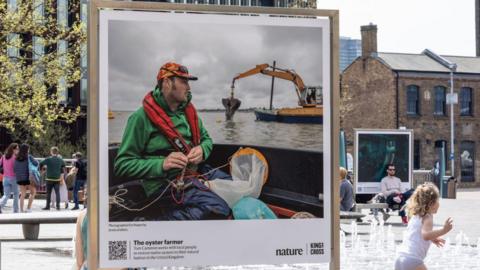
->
xmin=339 ymin=37 xmax=361 ymax=72
xmin=6 ymin=34 xmax=19 ymax=59
xmin=33 ymin=36 xmax=45 ymax=82
xmin=57 ymin=0 xmax=68 ymax=28
xmin=57 ymin=40 xmax=68 ymax=104
xmin=33 ymin=0 xmax=44 ymax=22
xmin=57 ymin=0 xmax=68 ymax=104
xmin=80 ymin=0 xmax=88 ymax=105
xmin=7 ymin=0 xmax=17 ymax=11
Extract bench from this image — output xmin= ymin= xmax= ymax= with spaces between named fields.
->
xmin=0 ymin=211 xmax=79 ymax=240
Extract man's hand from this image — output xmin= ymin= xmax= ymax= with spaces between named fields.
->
xmin=187 ymin=146 xmax=203 ymax=165
xmin=393 ymin=195 xmax=402 ymax=204
xmin=162 ymin=152 xmax=188 ymax=171
xmin=432 ymin=238 xmax=445 ymax=247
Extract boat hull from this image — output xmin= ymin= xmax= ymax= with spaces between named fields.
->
xmin=254 ymin=107 xmax=323 ymax=124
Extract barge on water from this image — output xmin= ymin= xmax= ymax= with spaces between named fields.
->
xmin=254 ymin=106 xmax=323 ymax=124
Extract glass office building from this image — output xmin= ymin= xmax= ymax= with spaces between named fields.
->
xmin=340 ymin=36 xmax=361 ymax=72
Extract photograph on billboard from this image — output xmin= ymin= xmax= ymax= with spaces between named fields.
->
xmin=97 ymin=9 xmax=331 ymax=268
xmin=354 ymin=129 xmax=413 ymax=194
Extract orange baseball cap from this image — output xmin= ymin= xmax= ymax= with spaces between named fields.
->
xmin=156 ymin=62 xmax=198 ymax=81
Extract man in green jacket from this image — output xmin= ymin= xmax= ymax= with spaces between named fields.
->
xmin=40 ymin=146 xmax=66 ymax=210
xmin=112 ymin=62 xmax=230 ymax=221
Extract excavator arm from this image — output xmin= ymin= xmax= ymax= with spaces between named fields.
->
xmin=230 ymin=63 xmax=307 ymax=106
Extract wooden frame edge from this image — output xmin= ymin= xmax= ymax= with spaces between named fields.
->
xmin=87 ymin=3 xmax=340 ymax=269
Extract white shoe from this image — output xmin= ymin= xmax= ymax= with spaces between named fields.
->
xmin=25 ymin=209 xmax=32 ymax=213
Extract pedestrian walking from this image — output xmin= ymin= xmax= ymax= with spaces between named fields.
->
xmin=40 ymin=146 xmax=66 ymax=210
xmin=0 ymin=143 xmax=20 ymax=213
xmin=395 ymin=182 xmax=453 ymax=270
xmin=13 ymin=144 xmax=39 ymax=212
xmin=71 ymin=152 xmax=87 ymax=210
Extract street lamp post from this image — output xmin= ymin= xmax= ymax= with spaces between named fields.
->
xmin=449 ymin=66 xmax=456 ymax=176
xmin=423 ymin=49 xmax=457 ymax=177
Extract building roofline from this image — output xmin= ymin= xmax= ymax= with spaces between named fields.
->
xmin=378 ymin=51 xmax=480 ymax=59
xmin=396 ymin=70 xmax=480 ymax=76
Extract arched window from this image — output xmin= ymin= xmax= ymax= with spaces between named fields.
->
xmin=460 ymin=87 xmax=473 ymax=116
xmin=406 ymin=85 xmax=419 ymax=115
xmin=433 ymin=86 xmax=446 ymax=115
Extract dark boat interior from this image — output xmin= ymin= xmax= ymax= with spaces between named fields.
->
xmin=109 ymin=143 xmax=324 ymax=218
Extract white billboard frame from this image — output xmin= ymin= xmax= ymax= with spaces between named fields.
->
xmin=88 ymin=1 xmax=340 ymax=269
xmin=354 ymin=129 xmax=414 ymax=195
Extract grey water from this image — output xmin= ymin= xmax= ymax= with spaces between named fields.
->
xmin=109 ymin=111 xmax=323 ymax=151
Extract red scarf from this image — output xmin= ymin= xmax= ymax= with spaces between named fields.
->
xmin=143 ymin=92 xmax=200 ymax=154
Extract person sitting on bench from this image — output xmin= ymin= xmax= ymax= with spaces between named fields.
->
xmin=374 ymin=164 xmax=413 ymax=225
xmin=339 ymin=167 xmax=354 ymax=212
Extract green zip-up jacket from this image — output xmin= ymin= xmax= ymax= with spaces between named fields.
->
xmin=114 ymin=87 xmax=213 ymax=195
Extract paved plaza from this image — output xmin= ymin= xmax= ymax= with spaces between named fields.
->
xmin=0 ymin=189 xmax=479 ymax=269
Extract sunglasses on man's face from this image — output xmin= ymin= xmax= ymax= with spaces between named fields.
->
xmin=388 ymin=168 xmax=396 ymax=171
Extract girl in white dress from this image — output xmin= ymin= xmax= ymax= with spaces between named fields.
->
xmin=395 ymin=183 xmax=453 ymax=270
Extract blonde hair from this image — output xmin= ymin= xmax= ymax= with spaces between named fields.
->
xmin=339 ymin=167 xmax=348 ymax=180
xmin=407 ymin=182 xmax=439 ymax=217
xmin=51 ymin=146 xmax=59 ymax=155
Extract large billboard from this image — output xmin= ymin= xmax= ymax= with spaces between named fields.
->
xmin=90 ymin=3 xmax=338 ymax=269
xmin=354 ymin=129 xmax=413 ymax=194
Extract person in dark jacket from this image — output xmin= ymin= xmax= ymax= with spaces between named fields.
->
xmin=14 ymin=144 xmax=39 ymax=213
xmin=71 ymin=152 xmax=87 ymax=210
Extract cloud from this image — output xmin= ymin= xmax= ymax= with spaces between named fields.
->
xmin=108 ymin=15 xmax=324 ymax=111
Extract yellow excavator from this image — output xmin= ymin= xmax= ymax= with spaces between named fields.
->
xmin=223 ymin=63 xmax=322 ymax=124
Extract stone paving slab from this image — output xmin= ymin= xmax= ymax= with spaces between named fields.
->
xmin=353 ymin=188 xmax=480 ymax=242
xmin=0 ymin=189 xmax=478 ymax=269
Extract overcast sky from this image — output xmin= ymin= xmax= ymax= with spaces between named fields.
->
xmin=318 ymin=0 xmax=475 ymax=56
xmin=109 ymin=19 xmax=324 ymax=111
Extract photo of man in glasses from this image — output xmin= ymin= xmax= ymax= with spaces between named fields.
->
xmin=379 ymin=163 xmax=414 ymax=224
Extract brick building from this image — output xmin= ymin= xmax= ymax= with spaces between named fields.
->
xmin=341 ymin=24 xmax=480 ymax=187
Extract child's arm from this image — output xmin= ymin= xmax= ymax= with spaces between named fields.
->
xmin=422 ymin=215 xmax=453 ymax=241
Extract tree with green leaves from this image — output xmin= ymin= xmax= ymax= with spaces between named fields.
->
xmin=0 ymin=0 xmax=86 ymax=140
